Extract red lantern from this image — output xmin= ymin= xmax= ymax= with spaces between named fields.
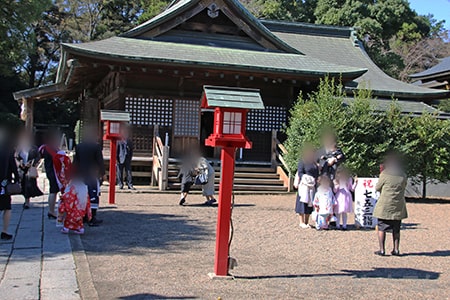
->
xmin=100 ymin=110 xmax=130 ymax=205
xmin=201 ymin=86 xmax=264 ymax=278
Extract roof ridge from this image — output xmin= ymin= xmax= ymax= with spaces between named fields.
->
xmin=121 ymin=0 xmax=302 ymax=54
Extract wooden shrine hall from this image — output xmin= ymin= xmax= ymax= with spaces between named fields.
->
xmin=13 ymin=0 xmax=450 ymax=191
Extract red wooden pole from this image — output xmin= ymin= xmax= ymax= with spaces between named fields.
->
xmin=214 ymin=146 xmax=235 ymax=276
xmin=108 ymin=139 xmax=117 ymax=205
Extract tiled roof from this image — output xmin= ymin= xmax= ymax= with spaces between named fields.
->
xmin=62 ymin=37 xmax=367 ymax=78
xmin=343 ymin=98 xmax=450 ymax=119
xmin=263 ymin=20 xmax=449 ymax=100
xmin=410 ymin=56 xmax=450 ymax=80
xmin=202 ymin=85 xmax=265 ymax=109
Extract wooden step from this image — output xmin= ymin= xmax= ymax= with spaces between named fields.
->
xmin=168 ymin=183 xmax=288 ymax=192
xmin=168 ymin=178 xmax=284 ymax=186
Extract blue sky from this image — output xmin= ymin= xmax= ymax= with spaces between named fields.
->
xmin=409 ymin=0 xmax=450 ymax=29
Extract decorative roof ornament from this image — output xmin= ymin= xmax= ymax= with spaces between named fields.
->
xmin=207 ymin=3 xmax=219 ymax=19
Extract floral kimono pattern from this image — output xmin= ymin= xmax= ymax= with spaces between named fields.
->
xmin=59 ymin=183 xmax=92 ymax=230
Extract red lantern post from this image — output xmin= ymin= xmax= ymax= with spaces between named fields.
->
xmin=201 ymin=86 xmax=264 ymax=278
xmin=100 ymin=110 xmax=130 ymax=205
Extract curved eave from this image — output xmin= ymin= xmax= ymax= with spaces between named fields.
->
xmin=61 ymin=43 xmax=366 ymax=80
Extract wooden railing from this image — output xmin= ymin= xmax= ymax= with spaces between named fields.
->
xmin=151 ymin=125 xmax=170 ymax=190
xmin=271 ymin=130 xmax=294 ymax=192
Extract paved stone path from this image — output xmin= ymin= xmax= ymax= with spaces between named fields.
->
xmin=0 ymin=178 xmax=80 ymax=300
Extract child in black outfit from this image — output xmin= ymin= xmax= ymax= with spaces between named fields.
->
xmin=178 ymin=163 xmax=196 ymax=206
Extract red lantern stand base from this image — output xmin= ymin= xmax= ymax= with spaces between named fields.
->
xmin=209 ymin=146 xmax=236 ymax=279
xmin=107 ymin=138 xmax=117 ymax=205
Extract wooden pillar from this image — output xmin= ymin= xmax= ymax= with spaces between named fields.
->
xmin=21 ymin=97 xmax=34 ymax=133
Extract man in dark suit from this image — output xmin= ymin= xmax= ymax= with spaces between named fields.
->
xmin=73 ymin=126 xmax=105 ymax=226
xmin=116 ymin=125 xmax=135 ymax=190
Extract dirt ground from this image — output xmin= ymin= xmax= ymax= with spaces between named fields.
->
xmin=78 ymin=192 xmax=450 ymax=300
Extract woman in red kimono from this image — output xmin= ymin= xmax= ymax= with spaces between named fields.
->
xmin=58 ymin=177 xmax=92 ymax=234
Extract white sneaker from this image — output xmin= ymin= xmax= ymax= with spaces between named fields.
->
xmin=299 ymin=223 xmax=310 ymax=229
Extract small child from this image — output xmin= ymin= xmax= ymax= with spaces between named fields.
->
xmin=313 ymin=176 xmax=336 ymax=230
xmin=177 ymin=161 xmax=196 ymax=206
xmin=334 ymin=166 xmax=358 ymax=230
xmin=58 ymin=176 xmax=92 ymax=234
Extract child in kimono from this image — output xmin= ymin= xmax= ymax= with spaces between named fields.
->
xmin=58 ymin=175 xmax=92 ymax=234
xmin=313 ymin=175 xmax=336 ymax=230
xmin=334 ymin=166 xmax=358 ymax=230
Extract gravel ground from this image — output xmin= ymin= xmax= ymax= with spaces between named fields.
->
xmin=78 ymin=193 xmax=450 ymax=300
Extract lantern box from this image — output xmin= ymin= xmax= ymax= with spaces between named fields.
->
xmin=201 ymin=86 xmax=265 ymax=149
xmin=100 ymin=110 xmax=131 ymax=140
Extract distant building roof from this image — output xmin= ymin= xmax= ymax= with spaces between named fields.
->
xmin=409 ymin=56 xmax=450 ymax=81
xmin=263 ymin=20 xmax=449 ymax=100
xmin=343 ymin=98 xmax=450 ymax=120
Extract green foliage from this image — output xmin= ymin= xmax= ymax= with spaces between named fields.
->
xmin=438 ymin=99 xmax=450 ymax=113
xmin=406 ymin=114 xmax=450 ymax=197
xmin=248 ymin=0 xmax=449 ymax=80
xmin=284 ymin=77 xmax=450 ymax=197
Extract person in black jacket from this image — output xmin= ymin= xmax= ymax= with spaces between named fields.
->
xmin=73 ymin=126 xmax=105 ymax=226
xmin=116 ymin=125 xmax=135 ymax=190
xmin=316 ymin=132 xmax=346 ymax=180
xmin=16 ymin=131 xmax=43 ymax=209
xmin=0 ymin=134 xmax=19 ymax=240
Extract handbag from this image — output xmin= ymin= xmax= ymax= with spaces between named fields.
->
xmin=6 ymin=182 xmax=22 ymax=195
xmin=27 ymin=166 xmax=38 ymax=179
xmin=195 ymin=173 xmax=208 ymax=185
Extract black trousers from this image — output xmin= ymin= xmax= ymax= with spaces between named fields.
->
xmin=116 ymin=162 xmax=133 ymax=187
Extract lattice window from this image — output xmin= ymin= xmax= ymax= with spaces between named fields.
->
xmin=173 ymin=100 xmax=200 ymax=137
xmin=223 ymin=111 xmax=242 ymax=134
xmin=125 ymin=97 xmax=173 ymax=126
xmin=246 ymin=106 xmax=287 ymax=132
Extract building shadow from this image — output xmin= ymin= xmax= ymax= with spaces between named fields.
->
xmin=183 ymin=203 xmax=255 ymax=208
xmin=235 ymin=267 xmax=440 ymax=280
xmin=118 ymin=294 xmax=197 ymax=300
xmin=402 ymin=250 xmax=450 ymax=257
xmin=80 ymin=210 xmax=211 ymax=254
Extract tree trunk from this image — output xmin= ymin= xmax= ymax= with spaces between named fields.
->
xmin=421 ymin=175 xmax=427 ymax=200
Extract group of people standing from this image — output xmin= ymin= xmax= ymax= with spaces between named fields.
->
xmin=294 ymin=133 xmax=353 ymax=230
xmin=294 ymin=132 xmax=409 ymax=255
xmin=0 ymin=125 xmax=106 ymax=239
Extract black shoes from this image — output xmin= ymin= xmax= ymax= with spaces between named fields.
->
xmin=391 ymin=250 xmax=401 ymax=256
xmin=179 ymin=198 xmax=186 ymax=206
xmin=204 ymin=199 xmax=217 ymax=206
xmin=88 ymin=217 xmax=103 ymax=227
xmin=374 ymin=251 xmax=385 ymax=256
xmin=23 ymin=203 xmax=30 ymax=209
xmin=1 ymin=232 xmax=13 ymax=240
xmin=47 ymin=212 xmax=57 ymax=220
xmin=128 ymin=185 xmax=136 ymax=190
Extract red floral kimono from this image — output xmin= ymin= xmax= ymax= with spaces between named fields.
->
xmin=59 ymin=182 xmax=92 ymax=230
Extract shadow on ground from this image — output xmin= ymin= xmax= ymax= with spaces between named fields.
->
xmin=80 ymin=210 xmax=211 ymax=254
xmin=118 ymin=294 xmax=197 ymax=300
xmin=403 ymin=250 xmax=450 ymax=257
xmin=236 ymin=267 xmax=440 ymax=280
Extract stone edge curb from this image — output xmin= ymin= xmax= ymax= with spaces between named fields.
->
xmin=69 ymin=235 xmax=99 ymax=300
